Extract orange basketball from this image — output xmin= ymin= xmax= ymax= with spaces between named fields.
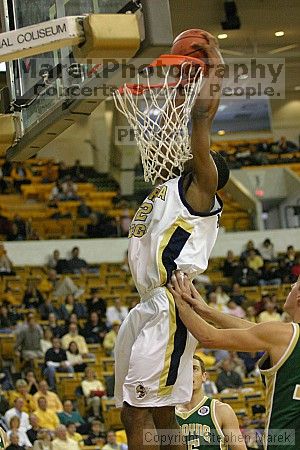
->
xmin=171 ymin=29 xmax=209 ymax=62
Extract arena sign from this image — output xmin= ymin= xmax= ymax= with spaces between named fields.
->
xmin=0 ymin=16 xmax=84 ymax=62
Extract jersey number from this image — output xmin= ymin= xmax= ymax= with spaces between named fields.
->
xmin=188 ymin=439 xmax=200 ymax=450
xmin=293 ymin=384 xmax=300 ymax=400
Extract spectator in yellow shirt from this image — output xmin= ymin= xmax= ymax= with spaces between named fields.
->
xmin=258 ymin=300 xmax=282 ymax=323
xmin=34 ymin=397 xmax=60 ymax=431
xmin=52 ymin=425 xmax=80 ymax=450
xmin=33 ymin=381 xmax=62 ymax=413
xmin=81 ymin=368 xmax=105 ymax=419
xmin=61 ymin=324 xmax=89 ymax=357
xmin=247 ymin=250 xmax=264 ymax=273
xmin=103 ymin=321 xmax=120 ymax=357
xmin=9 ymin=380 xmax=35 ymax=414
xmin=66 ymin=422 xmax=83 ymax=446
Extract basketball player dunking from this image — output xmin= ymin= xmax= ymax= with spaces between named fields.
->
xmin=114 ymin=31 xmax=229 ymax=450
xmin=169 ymin=272 xmax=300 ymax=450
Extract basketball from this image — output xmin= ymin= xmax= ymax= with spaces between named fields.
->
xmin=171 ymin=29 xmax=210 ymax=62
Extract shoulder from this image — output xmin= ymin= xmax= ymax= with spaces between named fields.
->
xmin=214 ymin=400 xmax=236 ymax=425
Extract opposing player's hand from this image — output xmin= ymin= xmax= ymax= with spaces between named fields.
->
xmin=168 ymin=271 xmax=209 ymax=316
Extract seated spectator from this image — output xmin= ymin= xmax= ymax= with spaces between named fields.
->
xmin=86 ymin=290 xmax=107 ymax=317
xmin=245 ymin=306 xmax=257 ymax=323
xmin=247 ymin=249 xmax=264 ymax=273
xmin=47 ymin=313 xmax=63 ymax=338
xmin=258 ymin=300 xmax=282 ymax=323
xmin=47 ymin=250 xmax=60 ymax=270
xmin=259 ymin=262 xmax=282 ymax=286
xmin=207 ymin=292 xmax=229 ymax=313
xmin=275 ymin=135 xmax=297 ymax=153
xmin=202 ymin=373 xmax=218 ymax=397
xmin=0 ymin=168 xmax=9 ymax=194
xmin=259 ymin=238 xmax=275 ymax=262
xmin=44 ymin=338 xmax=74 ymax=390
xmin=275 ymin=258 xmax=292 ymax=284
xmin=106 ymin=299 xmax=128 ymax=327
xmin=7 ymin=417 xmax=32 ymax=448
xmin=33 ymin=381 xmax=63 ymax=413
xmin=38 ymin=270 xmax=84 ymax=299
xmin=0 ymin=390 xmax=9 ymax=418
xmin=0 ymin=243 xmax=15 ymax=276
xmin=2 ymin=287 xmax=20 ymax=306
xmin=61 ymin=324 xmax=89 ymax=357
xmin=216 ymin=358 xmax=243 ymax=392
xmin=0 ymin=305 xmax=15 ymax=333
xmin=291 ymin=256 xmax=300 ymax=281
xmin=6 ymin=431 xmax=25 ymax=450
xmin=81 ymin=368 xmax=106 ymax=419
xmin=7 ymin=223 xmax=25 ymax=242
xmin=66 ymin=342 xmax=86 ymax=373
xmin=57 ymin=400 xmax=87 ymax=434
xmin=50 ymin=181 xmax=65 ymax=201
xmin=229 ymin=283 xmax=246 ymax=306
xmin=233 ymin=260 xmax=259 ymax=287
xmin=32 ymin=429 xmax=52 ymax=450
xmin=103 ymin=431 xmax=128 ymax=450
xmin=284 ymin=245 xmax=296 ymax=266
xmin=58 ymin=295 xmax=86 ymax=321
xmin=68 ymin=247 xmax=88 ymax=275
xmin=61 ymin=313 xmax=83 ymax=337
xmin=237 ymin=352 xmax=263 ymax=377
xmin=26 ymin=414 xmax=40 ymax=445
xmin=15 ymin=313 xmax=43 ymax=362
xmin=70 ymin=159 xmax=85 ymax=182
xmin=226 ymin=299 xmax=246 ymax=319
xmin=12 ymin=216 xmax=27 ymax=241
xmin=23 ymin=282 xmax=44 ymax=310
xmin=57 ymin=161 xmax=68 ymax=181
xmin=214 ymin=285 xmax=230 ymax=306
xmin=84 ymin=420 xmax=106 ymax=447
xmin=5 ymin=398 xmax=30 ymax=431
xmin=34 ymin=397 xmax=60 ymax=432
xmin=42 ymin=161 xmax=57 ymax=184
xmin=66 ymin=423 xmax=83 ymax=445
xmin=40 ymin=329 xmax=53 ymax=355
xmin=52 ymin=425 xmax=80 ymax=450
xmin=222 ymin=250 xmax=239 ymax=277
xmin=24 ymin=372 xmax=39 ymax=397
xmin=103 ymin=321 xmax=121 ymax=357
xmin=0 ymin=207 xmax=12 ymax=239
xmin=39 ymin=298 xmax=59 ymax=321
xmin=9 ymin=380 xmax=35 ymax=414
xmin=240 ymin=240 xmax=260 ymax=260
xmin=86 ymin=213 xmax=117 ymax=238
xmin=77 ymin=199 xmax=92 ymax=218
xmin=11 ymin=163 xmax=31 ymax=193
xmin=83 ymin=312 xmax=108 ymax=344
xmin=62 ymin=178 xmax=79 ymax=201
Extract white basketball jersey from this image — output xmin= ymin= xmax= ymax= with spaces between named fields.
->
xmin=128 ymin=175 xmax=222 ymax=297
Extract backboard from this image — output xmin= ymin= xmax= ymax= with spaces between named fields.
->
xmin=0 ymin=0 xmax=173 ymax=159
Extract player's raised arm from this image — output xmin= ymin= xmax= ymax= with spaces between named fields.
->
xmin=188 ymin=32 xmax=225 ymax=198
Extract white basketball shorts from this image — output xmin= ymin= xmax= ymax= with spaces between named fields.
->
xmin=114 ymin=287 xmax=198 ymax=408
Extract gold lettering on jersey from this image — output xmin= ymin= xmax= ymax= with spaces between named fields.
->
xmin=128 ymin=224 xmax=147 ymax=238
xmin=134 ymin=201 xmax=153 ymax=222
xmin=147 ymin=185 xmax=168 ymax=202
xmin=293 ymin=384 xmax=300 ymax=400
xmin=180 ymin=424 xmax=211 ymax=443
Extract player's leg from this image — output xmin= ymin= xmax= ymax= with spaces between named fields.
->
xmin=152 ymin=406 xmax=186 ymax=450
xmin=121 ymin=402 xmax=157 ymax=450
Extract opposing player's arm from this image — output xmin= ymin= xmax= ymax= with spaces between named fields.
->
xmin=174 ymin=273 xmax=254 ymax=330
xmin=216 ymin=402 xmax=247 ymax=450
xmin=168 ymin=274 xmax=291 ymax=353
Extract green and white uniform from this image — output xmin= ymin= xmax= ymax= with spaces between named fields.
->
xmin=259 ymin=322 xmax=300 ymax=450
xmin=175 ymin=396 xmax=227 ymax=449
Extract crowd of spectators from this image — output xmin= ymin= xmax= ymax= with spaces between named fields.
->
xmin=0 ymin=159 xmax=129 ymax=241
xmin=219 ymin=135 xmax=300 ymax=169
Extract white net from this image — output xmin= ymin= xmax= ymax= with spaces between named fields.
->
xmin=113 ymin=60 xmax=204 ymax=184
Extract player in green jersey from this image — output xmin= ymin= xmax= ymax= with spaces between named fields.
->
xmin=175 ymin=355 xmax=246 ymax=450
xmin=168 ymin=272 xmax=300 ymax=450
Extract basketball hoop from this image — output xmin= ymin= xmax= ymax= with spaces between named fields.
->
xmin=113 ymin=54 xmax=205 ymax=184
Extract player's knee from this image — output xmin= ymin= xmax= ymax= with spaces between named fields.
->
xmin=121 ymin=402 xmax=150 ymax=433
